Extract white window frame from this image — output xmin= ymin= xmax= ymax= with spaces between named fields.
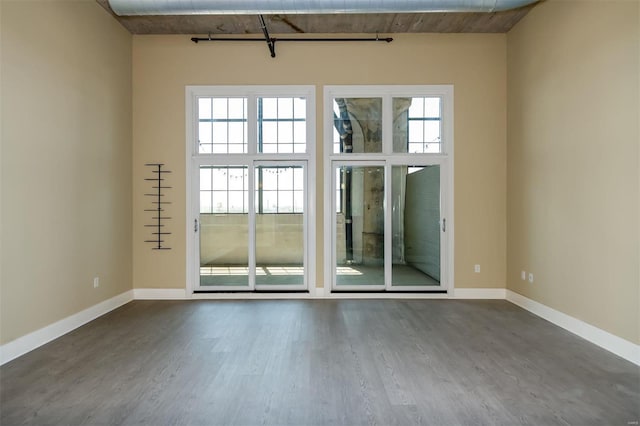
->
xmin=323 ymin=85 xmax=454 ymax=295
xmin=186 ymin=85 xmax=316 ymax=295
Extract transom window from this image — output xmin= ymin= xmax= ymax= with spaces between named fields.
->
xmin=198 ymin=98 xmax=247 ymax=154
xmin=259 ymin=97 xmax=306 ymax=154
xmin=405 ymin=97 xmax=442 ymax=154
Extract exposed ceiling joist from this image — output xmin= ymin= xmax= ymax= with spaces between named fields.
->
xmin=95 ymin=0 xmax=536 ymax=34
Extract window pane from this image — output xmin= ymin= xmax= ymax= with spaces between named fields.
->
xmin=212 ymin=98 xmax=228 ymax=119
xmin=212 ymin=191 xmax=227 ymax=213
xmin=262 ymin=191 xmax=278 ymax=213
xmin=262 ymin=98 xmax=278 ymax=119
xmin=259 ymin=97 xmax=306 ymax=154
xmin=293 ymin=121 xmax=306 ymax=144
xmin=199 ymin=122 xmax=212 ymax=144
xmin=293 ymin=98 xmax=306 ymax=119
xmin=200 ymin=191 xmax=212 ymax=214
xmin=278 ymin=121 xmax=293 ymax=144
xmin=408 ymin=98 xmax=423 ymax=117
xmin=200 ymin=162 xmax=249 ymax=287
xmin=228 ymin=122 xmax=245 ymax=144
xmin=228 ymin=191 xmax=245 ymax=213
xmin=261 ymin=168 xmax=278 ymax=190
xmin=200 ymin=168 xmax=212 ymax=191
xmin=408 ymin=120 xmax=424 ymax=142
xmin=255 ymin=165 xmax=305 ymax=286
xmin=332 ymin=98 xmax=382 ymax=153
xmin=278 ymin=168 xmax=294 ymax=190
xmin=211 ymin=168 xmax=227 ymax=190
xmin=335 ymin=165 xmax=385 ymax=286
xmin=278 ymin=191 xmax=294 ymax=213
xmin=424 ymin=121 xmax=440 ymax=143
xmin=228 ymin=168 xmax=246 ymax=191
xmin=198 ymin=98 xmax=212 ymax=120
xmin=212 ymin=122 xmax=227 ymax=144
xmin=278 ymin=98 xmax=293 ymax=119
xmin=262 ymin=144 xmax=277 ymax=154
xmin=293 ymin=167 xmax=304 ymax=190
xmin=391 ymin=165 xmax=440 ymax=287
xmin=228 ymin=98 xmax=245 ymax=119
xmin=424 ymin=98 xmax=441 ymax=118
xmin=228 ymin=144 xmax=244 ymax=154
xmin=278 ymin=144 xmax=294 ymax=154
xmin=333 ymin=127 xmax=341 ymax=154
xmin=212 ymin=144 xmax=227 ymax=154
xmin=199 ymin=98 xmax=247 ymax=154
xmin=394 ymin=97 xmax=442 ymax=154
xmin=262 ymin=121 xmax=278 ymax=144
xmin=293 ymin=191 xmax=304 ymax=212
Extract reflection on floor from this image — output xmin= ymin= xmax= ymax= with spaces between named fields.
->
xmin=200 ymin=265 xmax=303 ymax=286
xmin=199 ymin=264 xmax=439 ymax=287
xmin=336 ymin=264 xmax=440 ymax=287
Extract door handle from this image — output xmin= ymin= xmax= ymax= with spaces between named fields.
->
xmin=194 ymin=218 xmax=199 ymax=233
xmin=442 ymin=218 xmax=446 ymax=232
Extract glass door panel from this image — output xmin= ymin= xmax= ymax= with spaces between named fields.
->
xmin=255 ymin=165 xmax=305 ymax=287
xmin=335 ymin=165 xmax=385 ymax=288
xmin=199 ymin=166 xmax=249 ymax=288
xmin=391 ymin=165 xmax=441 ymax=288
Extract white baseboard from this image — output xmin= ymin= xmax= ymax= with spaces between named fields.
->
xmin=453 ymin=288 xmax=506 ymax=299
xmin=133 ymin=288 xmax=187 ymax=299
xmin=506 ymin=290 xmax=640 ymax=366
xmin=0 ymin=290 xmax=133 ymax=366
xmin=146 ymin=287 xmax=502 ymax=300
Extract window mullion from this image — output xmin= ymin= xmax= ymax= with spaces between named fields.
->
xmin=248 ymin=94 xmax=258 ymax=155
xmin=382 ymin=95 xmax=393 ymax=155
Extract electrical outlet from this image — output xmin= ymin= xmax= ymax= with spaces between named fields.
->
xmin=93 ymin=277 xmax=99 ymax=288
xmin=528 ymin=273 xmax=534 ymax=283
xmin=474 ymin=264 xmax=481 ymax=273
xmin=521 ymin=271 xmax=526 ymax=280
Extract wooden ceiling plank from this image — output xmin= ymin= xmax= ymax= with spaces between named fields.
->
xmin=95 ymin=0 xmax=536 ymax=35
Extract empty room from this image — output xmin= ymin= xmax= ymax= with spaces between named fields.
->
xmin=1 ymin=0 xmax=638 ymax=425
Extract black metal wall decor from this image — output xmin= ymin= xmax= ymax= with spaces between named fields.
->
xmin=144 ymin=163 xmax=172 ymax=250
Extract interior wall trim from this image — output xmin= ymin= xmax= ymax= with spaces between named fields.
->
xmin=506 ymin=290 xmax=640 ymax=366
xmin=0 ymin=290 xmax=134 ymax=366
xmin=133 ymin=288 xmax=188 ymax=299
xmin=453 ymin=288 xmax=506 ymax=299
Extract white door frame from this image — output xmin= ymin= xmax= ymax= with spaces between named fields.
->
xmin=185 ymin=85 xmax=316 ymax=296
xmin=323 ymin=85 xmax=454 ymax=295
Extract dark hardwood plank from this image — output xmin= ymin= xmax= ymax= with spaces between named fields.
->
xmin=1 ymin=300 xmax=638 ymax=425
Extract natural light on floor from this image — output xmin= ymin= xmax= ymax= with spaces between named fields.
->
xmin=200 ymin=266 xmax=305 ymax=276
xmin=200 ymin=266 xmax=364 ymax=276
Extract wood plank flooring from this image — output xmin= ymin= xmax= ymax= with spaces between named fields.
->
xmin=1 ymin=300 xmax=638 ymax=425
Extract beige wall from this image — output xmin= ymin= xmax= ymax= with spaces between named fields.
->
xmin=133 ymin=33 xmax=507 ymax=290
xmin=507 ymin=0 xmax=640 ymax=343
xmin=0 ymin=0 xmax=133 ymax=344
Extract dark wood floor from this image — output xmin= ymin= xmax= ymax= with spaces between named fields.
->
xmin=1 ymin=300 xmax=638 ymax=426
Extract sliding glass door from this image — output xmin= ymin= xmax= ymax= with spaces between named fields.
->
xmin=331 ymin=162 xmax=445 ymax=291
xmin=197 ymin=162 xmax=307 ymax=291
xmin=325 ymin=86 xmax=453 ymax=292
